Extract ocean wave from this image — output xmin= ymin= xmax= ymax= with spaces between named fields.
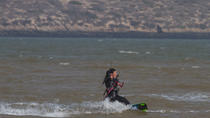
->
xmin=118 ymin=50 xmax=139 ymax=54
xmin=0 ymin=99 xmax=130 ymax=117
xmin=149 ymin=92 xmax=210 ymax=102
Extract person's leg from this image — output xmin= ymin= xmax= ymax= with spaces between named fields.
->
xmin=115 ymin=95 xmax=130 ymax=105
xmin=107 ymin=91 xmax=117 ymax=102
xmin=110 ymin=97 xmax=116 ymax=102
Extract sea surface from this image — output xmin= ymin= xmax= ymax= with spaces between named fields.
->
xmin=0 ymin=37 xmax=210 ymax=118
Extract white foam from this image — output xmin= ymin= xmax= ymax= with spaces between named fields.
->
xmin=119 ymin=50 xmax=139 ymax=54
xmin=102 ymin=98 xmax=130 ymax=113
xmin=80 ymin=99 xmax=130 ymax=114
xmin=0 ymin=100 xmax=130 ymax=117
xmin=59 ymin=62 xmax=70 ymax=66
xmin=0 ymin=102 xmax=70 ymax=117
xmin=150 ymin=92 xmax=210 ymax=102
xmin=187 ymin=110 xmax=200 ymax=113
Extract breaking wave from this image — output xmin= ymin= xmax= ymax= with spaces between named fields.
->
xmin=0 ymin=99 xmax=130 ymax=117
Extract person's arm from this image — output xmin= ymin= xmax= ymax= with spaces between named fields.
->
xmin=117 ymin=81 xmax=124 ymax=88
xmin=115 ymin=78 xmax=124 ymax=88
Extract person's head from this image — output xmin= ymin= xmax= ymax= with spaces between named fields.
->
xmin=103 ymin=68 xmax=118 ymax=85
xmin=108 ymin=68 xmax=117 ymax=79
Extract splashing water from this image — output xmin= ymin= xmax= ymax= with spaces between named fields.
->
xmin=0 ymin=102 xmax=70 ymax=117
xmin=0 ymin=99 xmax=130 ymax=117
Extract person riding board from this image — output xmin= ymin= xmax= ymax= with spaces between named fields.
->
xmin=102 ymin=68 xmax=130 ymax=105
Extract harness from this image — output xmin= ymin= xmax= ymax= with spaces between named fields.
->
xmin=103 ymin=79 xmax=123 ymax=98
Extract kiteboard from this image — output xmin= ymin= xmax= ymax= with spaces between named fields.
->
xmin=130 ymin=103 xmax=148 ymax=111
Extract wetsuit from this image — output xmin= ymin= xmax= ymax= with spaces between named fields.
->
xmin=104 ymin=77 xmax=130 ymax=105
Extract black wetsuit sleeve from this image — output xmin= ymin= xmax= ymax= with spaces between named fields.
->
xmin=105 ymin=78 xmax=111 ymax=89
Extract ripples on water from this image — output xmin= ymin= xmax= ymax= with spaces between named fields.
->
xmin=0 ymin=37 xmax=210 ymax=118
xmin=149 ymin=92 xmax=210 ymax=102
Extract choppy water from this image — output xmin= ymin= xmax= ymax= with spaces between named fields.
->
xmin=0 ymin=37 xmax=210 ymax=118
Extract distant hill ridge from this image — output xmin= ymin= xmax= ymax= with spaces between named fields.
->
xmin=0 ymin=0 xmax=209 ymax=33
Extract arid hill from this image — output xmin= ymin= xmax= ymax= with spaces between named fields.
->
xmin=0 ymin=0 xmax=210 ymax=34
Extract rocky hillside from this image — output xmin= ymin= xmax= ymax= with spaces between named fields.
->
xmin=0 ymin=0 xmax=210 ymax=33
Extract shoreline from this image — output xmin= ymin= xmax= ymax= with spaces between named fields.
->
xmin=0 ymin=31 xmax=210 ymax=39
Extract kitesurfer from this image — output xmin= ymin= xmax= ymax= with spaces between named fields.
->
xmin=103 ymin=68 xmax=130 ymax=105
